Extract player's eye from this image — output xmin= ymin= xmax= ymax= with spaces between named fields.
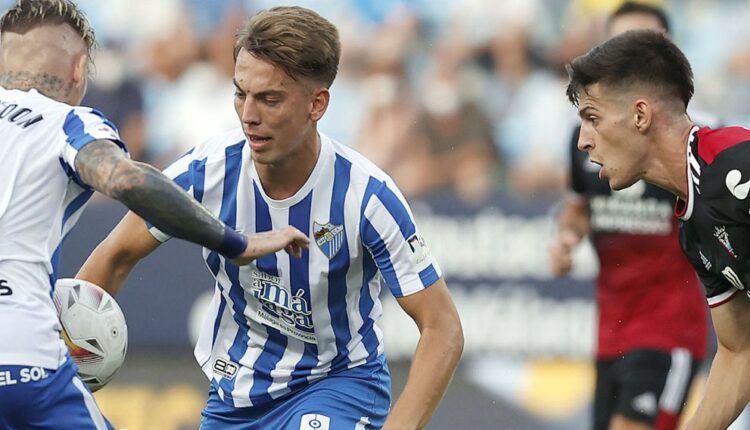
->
xmin=588 ymin=116 xmax=599 ymax=126
xmin=234 ymin=91 xmax=246 ymax=99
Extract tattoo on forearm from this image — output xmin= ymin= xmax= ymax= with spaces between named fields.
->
xmin=76 ymin=140 xmax=227 ymax=250
xmin=0 ymin=70 xmax=73 ymax=101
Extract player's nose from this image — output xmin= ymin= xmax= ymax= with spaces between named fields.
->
xmin=241 ymin=99 xmax=261 ymax=126
xmin=577 ymin=129 xmax=594 ymax=152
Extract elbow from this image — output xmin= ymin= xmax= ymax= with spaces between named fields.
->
xmin=108 ymin=161 xmax=149 ymax=203
xmin=443 ymin=311 xmax=465 ymax=362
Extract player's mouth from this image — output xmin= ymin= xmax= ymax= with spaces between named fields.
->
xmin=247 ymin=134 xmax=273 ymax=151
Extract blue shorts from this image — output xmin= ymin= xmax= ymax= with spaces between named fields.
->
xmin=200 ymin=356 xmax=391 ymax=430
xmin=0 ymin=357 xmax=113 ymax=430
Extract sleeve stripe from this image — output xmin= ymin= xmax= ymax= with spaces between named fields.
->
xmin=372 ymin=181 xmax=416 ymax=240
xmin=707 ymin=288 xmax=740 ymax=308
xmin=62 ymin=110 xmax=96 ymax=151
xmin=361 ymin=216 xmax=402 ymax=295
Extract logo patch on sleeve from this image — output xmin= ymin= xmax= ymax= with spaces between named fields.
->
xmin=407 ymin=233 xmax=433 ymax=272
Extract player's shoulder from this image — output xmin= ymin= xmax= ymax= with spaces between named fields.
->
xmin=695 ymin=126 xmax=750 ymax=166
xmin=324 ymin=133 xmax=391 ymax=185
xmin=188 ymin=127 xmax=246 ymax=161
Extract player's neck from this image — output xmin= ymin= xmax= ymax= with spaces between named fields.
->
xmin=0 ymin=70 xmax=74 ymax=104
xmin=254 ymin=132 xmax=321 ymax=200
xmin=643 ymin=118 xmax=694 ymax=200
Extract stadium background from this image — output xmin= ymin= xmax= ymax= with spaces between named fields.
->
xmin=3 ymin=0 xmax=750 ymax=428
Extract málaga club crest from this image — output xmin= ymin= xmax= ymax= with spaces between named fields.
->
xmin=313 ymin=221 xmax=345 ymax=259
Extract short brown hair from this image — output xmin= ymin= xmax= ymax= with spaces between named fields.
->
xmin=234 ymin=6 xmax=340 ymax=88
xmin=566 ymin=30 xmax=693 ymax=108
xmin=0 ymin=0 xmax=96 ymax=57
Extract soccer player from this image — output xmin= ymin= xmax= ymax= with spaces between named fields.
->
xmin=549 ymin=3 xmax=708 ymax=430
xmin=0 ymin=1 xmax=308 ymax=429
xmin=566 ymin=29 xmax=750 ymax=430
xmin=77 ymin=6 xmax=464 ymax=430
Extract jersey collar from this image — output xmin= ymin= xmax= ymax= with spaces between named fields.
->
xmin=248 ymin=133 xmax=333 ymax=209
xmin=674 ymin=126 xmax=700 ymax=221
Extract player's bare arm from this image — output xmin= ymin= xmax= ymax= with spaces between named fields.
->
xmin=549 ymin=195 xmax=590 ymax=277
xmin=384 ymin=279 xmax=463 ymax=430
xmin=685 ymin=294 xmax=750 ymax=430
xmin=77 ymin=212 xmax=160 ymax=295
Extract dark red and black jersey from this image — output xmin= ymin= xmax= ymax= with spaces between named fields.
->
xmin=570 ymin=126 xmax=707 ymax=360
xmin=678 ymin=126 xmax=750 ymax=308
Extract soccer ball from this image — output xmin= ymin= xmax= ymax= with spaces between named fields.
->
xmin=53 ymin=278 xmax=128 ymax=392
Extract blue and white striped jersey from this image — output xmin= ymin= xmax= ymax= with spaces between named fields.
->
xmin=0 ymin=86 xmax=126 ymax=369
xmin=150 ymin=129 xmax=441 ymax=407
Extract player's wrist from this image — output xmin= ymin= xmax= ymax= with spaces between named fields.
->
xmin=217 ymin=226 xmax=248 ymax=259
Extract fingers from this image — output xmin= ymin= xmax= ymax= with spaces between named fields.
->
xmin=548 ymin=230 xmax=580 ymax=277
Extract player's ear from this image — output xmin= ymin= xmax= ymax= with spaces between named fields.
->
xmin=309 ymin=87 xmax=330 ymax=122
xmin=633 ymin=99 xmax=652 ymax=133
xmin=72 ymin=53 xmax=87 ymax=88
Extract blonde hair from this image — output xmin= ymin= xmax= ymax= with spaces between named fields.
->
xmin=0 ymin=0 xmax=96 ymax=57
xmin=234 ymin=6 xmax=340 ymax=88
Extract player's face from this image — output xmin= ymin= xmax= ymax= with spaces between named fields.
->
xmin=233 ymin=49 xmax=324 ymax=166
xmin=576 ymin=83 xmax=649 ymax=190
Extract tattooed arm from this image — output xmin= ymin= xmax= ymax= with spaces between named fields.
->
xmin=74 ymin=139 xmax=309 ymax=264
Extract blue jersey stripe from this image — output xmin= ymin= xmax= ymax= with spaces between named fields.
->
xmin=62 ymin=190 xmax=93 ymax=231
xmin=202 ymin=141 xmax=245 ymax=405
xmin=62 ymin=110 xmax=96 ymax=151
xmin=287 ymin=192 xmax=319 ymax=392
xmin=361 ymin=217 xmax=400 ymax=295
xmin=360 ymin=178 xmax=400 ymax=284
xmin=373 ymin=182 xmax=416 ymax=240
xmin=328 ymin=155 xmax=353 ymax=367
xmin=246 ymin=181 xmax=287 ymax=404
xmin=191 ymin=158 xmax=207 ymax=202
xmin=357 ymin=249 xmax=380 ymax=363
xmin=206 ymin=252 xmax=226 ymax=352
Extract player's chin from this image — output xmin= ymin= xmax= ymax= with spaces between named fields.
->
xmin=609 ymin=175 xmax=638 ymax=191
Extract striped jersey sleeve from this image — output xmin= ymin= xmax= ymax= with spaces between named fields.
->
xmin=360 ymin=177 xmax=441 ymax=297
xmin=59 ymin=107 xmax=127 ymax=188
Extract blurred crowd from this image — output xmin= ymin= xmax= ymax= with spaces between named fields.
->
xmin=4 ymin=0 xmax=750 ymax=204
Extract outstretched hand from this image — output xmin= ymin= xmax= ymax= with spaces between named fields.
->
xmin=232 ymin=226 xmax=310 ymax=265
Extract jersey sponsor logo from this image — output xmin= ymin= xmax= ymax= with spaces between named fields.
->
xmin=212 ymin=356 xmax=238 ymax=380
xmin=407 ymin=233 xmax=433 ymax=272
xmin=590 ymin=195 xmax=672 ymax=235
xmin=699 ymin=251 xmax=712 ymax=271
xmin=713 ymin=226 xmax=738 ymax=259
xmin=0 ymin=279 xmax=11 ymax=296
xmin=313 ymin=221 xmax=344 ymax=259
xmin=300 ymin=414 xmax=330 ymax=430
xmin=725 ymin=169 xmax=750 ymax=200
xmin=632 ymin=392 xmax=658 ymax=416
xmin=0 ymin=367 xmax=49 ymax=386
xmin=250 ymin=271 xmax=317 ymax=343
xmin=722 ymin=266 xmax=744 ymax=290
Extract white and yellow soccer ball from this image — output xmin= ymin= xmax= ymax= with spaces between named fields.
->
xmin=53 ymin=278 xmax=128 ymax=392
